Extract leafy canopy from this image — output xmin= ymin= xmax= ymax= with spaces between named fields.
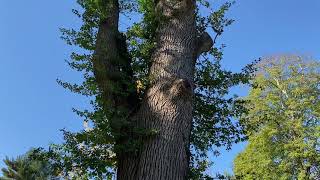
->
xmin=234 ymin=55 xmax=320 ymax=180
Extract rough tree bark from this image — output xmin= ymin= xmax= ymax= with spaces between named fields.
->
xmin=92 ymin=0 xmax=213 ymax=179
xmin=128 ymin=1 xmax=198 ymax=179
xmin=118 ymin=0 xmax=213 ymax=179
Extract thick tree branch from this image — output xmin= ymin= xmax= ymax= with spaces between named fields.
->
xmin=92 ymin=2 xmax=137 ymax=112
xmin=91 ymin=3 xmax=142 ymax=179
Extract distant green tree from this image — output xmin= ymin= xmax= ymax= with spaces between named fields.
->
xmin=234 ymin=55 xmax=320 ymax=180
xmin=0 ymin=150 xmax=56 ymax=180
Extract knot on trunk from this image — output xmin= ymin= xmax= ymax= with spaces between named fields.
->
xmin=170 ymin=78 xmax=193 ymax=98
xmin=196 ymin=32 xmax=213 ymax=57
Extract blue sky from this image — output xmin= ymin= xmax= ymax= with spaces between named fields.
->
xmin=1 ymin=0 xmax=320 ymax=175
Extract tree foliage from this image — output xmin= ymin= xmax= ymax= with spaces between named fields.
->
xmin=31 ymin=0 xmax=256 ymax=178
xmin=234 ymin=55 xmax=320 ymax=180
xmin=0 ymin=150 xmax=57 ymax=180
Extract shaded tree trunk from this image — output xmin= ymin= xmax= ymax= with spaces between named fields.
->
xmin=92 ymin=0 xmax=136 ymax=126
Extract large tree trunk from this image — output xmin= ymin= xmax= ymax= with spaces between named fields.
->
xmin=134 ymin=3 xmax=197 ymax=180
xmin=118 ymin=0 xmax=202 ymax=179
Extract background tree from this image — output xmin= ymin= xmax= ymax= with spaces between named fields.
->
xmin=36 ymin=0 xmax=256 ymax=179
xmin=0 ymin=150 xmax=57 ymax=180
xmin=234 ymin=55 xmax=320 ymax=180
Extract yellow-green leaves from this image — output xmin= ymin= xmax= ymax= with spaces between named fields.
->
xmin=234 ymin=55 xmax=320 ymax=179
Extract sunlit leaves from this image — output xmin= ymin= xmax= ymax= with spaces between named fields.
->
xmin=234 ymin=55 xmax=320 ymax=179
